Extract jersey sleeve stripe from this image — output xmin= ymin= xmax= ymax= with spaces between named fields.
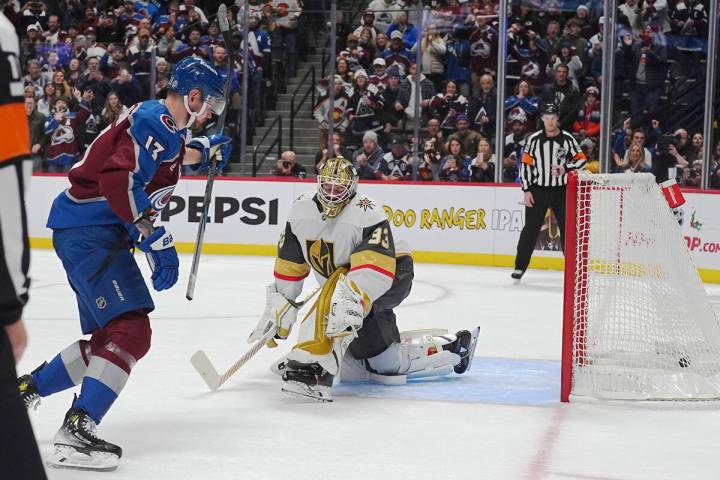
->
xmin=0 ymin=103 xmax=30 ymax=163
xmin=274 ymin=271 xmax=310 ymax=282
xmin=274 ymin=257 xmax=311 ymax=278
xmin=350 ymin=250 xmax=396 ymax=277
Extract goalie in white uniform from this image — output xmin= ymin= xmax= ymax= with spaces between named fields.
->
xmin=249 ymin=157 xmax=479 ymax=401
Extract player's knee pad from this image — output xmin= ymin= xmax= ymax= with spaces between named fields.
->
xmin=102 ymin=310 xmax=153 ymax=365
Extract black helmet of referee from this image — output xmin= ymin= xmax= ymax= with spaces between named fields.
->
xmin=540 ymin=103 xmax=559 ymax=116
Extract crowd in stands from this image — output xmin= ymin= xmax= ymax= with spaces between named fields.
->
xmin=10 ymin=0 xmax=719 ymax=187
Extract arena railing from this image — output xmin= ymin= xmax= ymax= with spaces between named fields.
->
xmin=289 ymin=65 xmax=316 ymax=151
xmin=252 ymin=116 xmax=283 ymax=177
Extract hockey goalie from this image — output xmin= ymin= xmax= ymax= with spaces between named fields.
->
xmin=249 ymin=156 xmax=480 ymax=402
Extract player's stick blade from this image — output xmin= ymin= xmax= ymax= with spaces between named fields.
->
xmin=186 ymin=273 xmax=198 ymax=301
xmin=190 ymin=350 xmax=221 ymax=391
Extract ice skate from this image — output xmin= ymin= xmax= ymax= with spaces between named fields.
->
xmin=46 ymin=403 xmax=122 ymax=472
xmin=441 ymin=327 xmax=481 ymax=374
xmin=18 ymin=373 xmax=41 ymax=410
xmin=511 ymin=269 xmax=525 ymax=282
xmin=281 ymin=360 xmax=334 ymax=402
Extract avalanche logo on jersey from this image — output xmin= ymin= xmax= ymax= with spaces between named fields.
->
xmin=160 ymin=114 xmax=177 ymax=133
xmin=148 ymin=185 xmax=176 ymax=220
xmin=306 ymin=239 xmax=336 ymax=278
xmin=51 ymin=124 xmax=75 ymax=145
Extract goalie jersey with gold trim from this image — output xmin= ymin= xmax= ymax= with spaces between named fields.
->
xmin=274 ymin=191 xmax=396 ymax=303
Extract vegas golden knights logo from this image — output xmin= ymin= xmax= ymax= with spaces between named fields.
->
xmin=306 ymin=239 xmax=336 ymax=278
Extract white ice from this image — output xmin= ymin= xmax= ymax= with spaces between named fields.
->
xmin=19 ymin=250 xmax=720 ymax=480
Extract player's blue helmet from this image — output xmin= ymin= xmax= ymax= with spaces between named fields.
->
xmin=169 ymin=56 xmax=226 ymax=122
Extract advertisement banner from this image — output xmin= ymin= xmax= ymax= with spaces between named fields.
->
xmin=27 ymin=175 xmax=720 ymax=283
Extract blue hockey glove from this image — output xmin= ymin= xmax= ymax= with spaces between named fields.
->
xmin=187 ymin=134 xmax=232 ymax=172
xmin=138 ymin=226 xmax=179 ymax=291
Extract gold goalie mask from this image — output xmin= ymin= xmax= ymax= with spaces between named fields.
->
xmin=316 ymin=157 xmax=359 ymax=219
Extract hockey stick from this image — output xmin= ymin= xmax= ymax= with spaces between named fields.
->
xmin=191 ymin=287 xmax=321 ymax=391
xmin=186 ymin=3 xmax=234 ymax=301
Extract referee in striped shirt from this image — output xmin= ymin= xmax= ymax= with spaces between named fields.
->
xmin=511 ymin=103 xmax=586 ymax=280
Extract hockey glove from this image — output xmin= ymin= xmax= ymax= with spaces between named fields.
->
xmin=326 ymin=276 xmax=370 ymax=337
xmin=249 ymin=284 xmax=299 ymax=345
xmin=187 ymin=134 xmax=232 ymax=173
xmin=138 ymin=226 xmax=179 ymax=291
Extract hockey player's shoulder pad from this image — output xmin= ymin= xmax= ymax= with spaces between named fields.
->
xmin=127 ymin=101 xmax=184 ymax=163
xmin=346 ymin=194 xmax=387 ymax=228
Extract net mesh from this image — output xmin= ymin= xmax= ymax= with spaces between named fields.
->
xmin=571 ymin=172 xmax=720 ymax=400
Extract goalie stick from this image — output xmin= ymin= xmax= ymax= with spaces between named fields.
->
xmin=191 ymin=287 xmax=321 ymax=391
xmin=186 ymin=3 xmax=234 ymax=301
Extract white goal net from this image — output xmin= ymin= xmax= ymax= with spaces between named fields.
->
xmin=562 ymin=172 xmax=720 ymax=401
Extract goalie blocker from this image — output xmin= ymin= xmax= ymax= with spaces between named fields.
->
xmin=251 ymin=157 xmax=480 ymax=402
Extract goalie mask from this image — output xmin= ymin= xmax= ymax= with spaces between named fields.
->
xmin=317 ymin=157 xmax=358 ymax=219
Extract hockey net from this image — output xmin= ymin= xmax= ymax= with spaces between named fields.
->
xmin=561 ymin=172 xmax=720 ymax=401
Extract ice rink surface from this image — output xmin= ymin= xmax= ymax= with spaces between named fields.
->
xmin=19 ymin=250 xmax=720 ymax=480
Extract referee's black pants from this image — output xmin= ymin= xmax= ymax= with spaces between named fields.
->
xmin=514 ymin=185 xmax=566 ymax=272
xmin=0 ymin=328 xmax=47 ymax=480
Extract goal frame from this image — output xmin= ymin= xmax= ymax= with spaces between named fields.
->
xmin=560 ymin=171 xmax=580 ymax=402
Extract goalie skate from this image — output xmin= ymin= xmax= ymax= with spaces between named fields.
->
xmin=441 ymin=327 xmax=480 ymax=374
xmin=46 ymin=405 xmax=122 ymax=472
xmin=281 ymin=361 xmax=334 ymax=403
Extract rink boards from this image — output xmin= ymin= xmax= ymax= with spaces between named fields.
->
xmin=27 ymin=174 xmax=720 ymax=283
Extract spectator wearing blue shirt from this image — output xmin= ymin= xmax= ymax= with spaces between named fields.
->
xmin=386 ymin=11 xmax=418 ymax=50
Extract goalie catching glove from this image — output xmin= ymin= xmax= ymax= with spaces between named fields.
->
xmin=138 ymin=226 xmax=179 ymax=291
xmin=249 ymin=284 xmax=299 ymax=345
xmin=326 ymin=275 xmax=370 ymax=337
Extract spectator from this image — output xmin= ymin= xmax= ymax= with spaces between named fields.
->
xmin=446 ymin=114 xmax=482 ymax=158
xmin=352 ymin=131 xmax=385 ymax=180
xmin=347 ymin=69 xmax=383 ymax=136
xmin=468 ymin=12 xmax=498 ymax=83
xmin=560 ymin=19 xmax=589 ymax=65
xmin=504 ymin=79 xmax=538 ymax=121
xmin=580 ymin=138 xmax=600 ymax=174
xmin=414 ymin=25 xmax=446 ymax=92
xmin=77 ymin=55 xmax=110 ymax=106
xmin=65 ymin=58 xmax=83 ymax=86
xmin=202 ymin=21 xmax=225 ymax=48
xmin=43 ymin=14 xmax=64 ymax=45
xmin=109 ymin=67 xmax=141 ymax=107
xmin=101 ymin=43 xmax=127 ymax=79
xmin=616 ymin=142 xmax=651 ymax=173
xmin=386 ymin=11 xmax=418 ymax=50
xmin=156 ymin=25 xmax=182 ymax=59
xmin=21 ymin=24 xmax=42 ymax=65
xmin=43 ymin=92 xmax=92 ymax=172
xmin=469 ymin=138 xmax=496 ymax=183
xmin=25 ymin=96 xmax=46 ymax=167
xmin=313 ymin=76 xmax=350 ymax=150
xmin=468 ymin=74 xmax=496 ymax=139
xmin=622 ymin=28 xmax=667 ymax=117
xmin=673 ymin=128 xmax=692 ymax=160
xmin=366 ymin=0 xmax=403 ymax=34
xmin=37 ymin=83 xmax=57 ymax=116
xmin=444 ymin=25 xmax=471 ymax=97
xmin=419 ymin=137 xmax=442 ymax=180
xmin=422 ymin=118 xmax=446 ymax=156
xmin=127 ymin=28 xmax=154 ymax=99
xmin=540 ymin=63 xmax=580 ymax=131
xmin=99 ymin=91 xmax=128 ymax=130
xmin=377 ymin=66 xmax=403 ymax=133
xmin=315 ymin=132 xmax=350 ymax=173
xmin=50 ymin=70 xmax=72 ymax=102
xmin=397 ymin=63 xmax=436 ymax=128
xmin=375 ymin=32 xmax=389 ymax=56
xmin=573 ymin=86 xmax=601 ymax=140
xmin=272 ymin=150 xmax=307 ymax=177
xmin=548 ymin=43 xmax=583 ymax=90
xmin=357 ymin=26 xmax=378 ymax=59
xmin=504 ymin=108 xmax=529 ymax=181
xmin=23 ymin=59 xmax=47 ymax=99
xmin=687 ymin=132 xmax=703 ymax=164
xmin=154 ymin=57 xmax=170 ymax=98
xmin=540 ymin=20 xmax=563 ymax=58
xmin=429 ymin=80 xmax=468 ymax=134
xmin=336 ymin=58 xmax=353 ymax=85
xmin=354 ymin=10 xmax=380 ymax=45
xmin=211 ymin=45 xmax=240 ymax=97
xmin=171 ymin=26 xmax=209 ymax=62
xmin=378 ymin=136 xmax=412 ymax=181
xmin=619 ymin=0 xmax=645 ymax=35
xmin=710 ymin=142 xmax=720 ymax=189
xmin=572 ymin=5 xmax=595 ymax=40
xmin=382 ymin=30 xmax=413 ymax=77
xmin=369 ymin=57 xmax=388 ymax=89
xmin=614 ymin=127 xmax=653 ymax=171
xmin=271 ymin=0 xmax=301 ymax=78
xmin=440 ymin=138 xmax=471 ymax=182
xmin=341 ymin=34 xmax=370 ymax=72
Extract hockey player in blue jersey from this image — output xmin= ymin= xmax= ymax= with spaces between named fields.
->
xmin=17 ymin=56 xmax=232 ymax=472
